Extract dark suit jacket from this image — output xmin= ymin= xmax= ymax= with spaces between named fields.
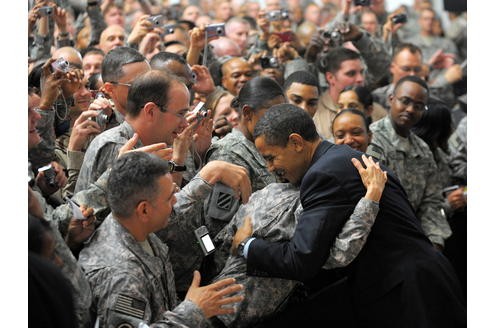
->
xmin=247 ymin=141 xmax=466 ymax=327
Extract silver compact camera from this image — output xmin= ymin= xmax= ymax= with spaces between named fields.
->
xmin=205 ymin=23 xmax=226 ymax=38
xmin=162 ymin=24 xmax=175 ymax=35
xmin=90 ymin=110 xmax=110 ymax=128
xmin=51 ymin=57 xmax=70 ymax=73
xmin=38 ymin=6 xmax=54 ymax=16
xmin=267 ymin=9 xmax=290 ymax=21
xmin=147 ymin=14 xmax=163 ymax=27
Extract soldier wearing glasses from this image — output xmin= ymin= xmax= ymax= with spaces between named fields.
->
xmin=367 ymin=75 xmax=451 ymax=250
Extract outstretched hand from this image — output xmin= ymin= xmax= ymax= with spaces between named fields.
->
xmin=231 ymin=216 xmax=253 ymax=256
xmin=351 ymin=154 xmax=387 ymax=202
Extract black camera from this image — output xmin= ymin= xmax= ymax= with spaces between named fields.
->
xmin=353 ymin=0 xmax=370 ymax=6
xmin=322 ymin=29 xmax=344 ymax=47
xmin=147 ymin=14 xmax=163 ymax=27
xmin=267 ymin=9 xmax=290 ymax=21
xmin=260 ymin=56 xmax=279 ymax=69
xmin=205 ymin=23 xmax=226 ymax=38
xmin=392 ymin=13 xmax=408 ymax=24
xmin=90 ymin=110 xmax=110 ymax=128
xmin=38 ymin=6 xmax=54 ymax=16
xmin=38 ymin=164 xmax=57 ymax=187
xmin=51 ymin=57 xmax=70 ymax=73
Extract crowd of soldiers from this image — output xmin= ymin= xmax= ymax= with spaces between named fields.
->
xmin=27 ymin=0 xmax=467 ymax=327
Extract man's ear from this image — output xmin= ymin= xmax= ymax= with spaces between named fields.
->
xmin=102 ymin=82 xmax=114 ymax=97
xmin=242 ymin=105 xmax=253 ymax=121
xmin=288 ymin=133 xmax=304 ymax=152
xmin=325 ymin=71 xmax=334 ymax=85
xmin=388 ymin=93 xmax=394 ymax=107
xmin=136 ymin=200 xmax=151 ymax=223
xmin=142 ymin=102 xmax=157 ymax=121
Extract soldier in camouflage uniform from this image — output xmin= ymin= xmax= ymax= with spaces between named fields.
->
xmin=210 ymin=160 xmax=386 ymax=327
xmin=367 ymin=76 xmax=451 ymax=248
xmin=79 ymin=152 xmax=244 ymax=328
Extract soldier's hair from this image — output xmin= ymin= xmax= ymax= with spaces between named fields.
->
xmin=28 ymin=214 xmax=53 ymax=256
xmin=317 ymin=47 xmax=362 ymax=74
xmin=126 ymin=70 xmax=182 ymax=118
xmin=101 ymin=46 xmax=146 ymax=83
xmin=107 ymin=152 xmax=170 ymax=218
xmin=392 ymin=42 xmax=423 ymax=61
xmin=231 ymin=76 xmax=285 ymax=112
xmin=253 ymin=103 xmax=319 ymax=147
xmin=332 ymin=108 xmax=371 ymax=133
xmin=150 ymin=51 xmax=187 ymax=71
xmin=394 ymin=75 xmax=429 ymax=96
xmin=340 ymin=85 xmax=373 ymax=108
xmin=80 ymin=46 xmax=105 ymax=58
xmin=412 ymin=99 xmax=452 ymax=154
xmin=283 ymin=71 xmax=320 ymax=93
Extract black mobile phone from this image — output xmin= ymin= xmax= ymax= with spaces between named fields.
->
xmin=194 ymin=225 xmax=215 ymax=255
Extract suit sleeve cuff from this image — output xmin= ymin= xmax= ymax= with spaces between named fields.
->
xmin=243 ymin=237 xmax=256 ymax=259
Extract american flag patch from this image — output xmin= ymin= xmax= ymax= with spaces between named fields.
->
xmin=114 ymin=294 xmax=146 ymax=319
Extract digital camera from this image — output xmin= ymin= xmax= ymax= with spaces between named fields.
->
xmin=392 ymin=13 xmax=408 ymax=24
xmin=51 ymin=57 xmax=70 ymax=73
xmin=162 ymin=24 xmax=175 ymax=35
xmin=90 ymin=110 xmax=110 ymax=128
xmin=260 ymin=56 xmax=279 ymax=69
xmin=353 ymin=0 xmax=370 ymax=6
xmin=191 ymin=101 xmax=208 ymax=123
xmin=147 ymin=14 xmax=163 ymax=27
xmin=38 ymin=6 xmax=54 ymax=16
xmin=205 ymin=23 xmax=226 ymax=38
xmin=267 ymin=9 xmax=290 ymax=21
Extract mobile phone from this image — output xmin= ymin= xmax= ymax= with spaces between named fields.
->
xmin=65 ymin=197 xmax=86 ymax=220
xmin=205 ymin=23 xmax=226 ymax=38
xmin=38 ymin=164 xmax=57 ymax=187
xmin=194 ymin=225 xmax=215 ymax=255
xmin=442 ymin=185 xmax=459 ymax=197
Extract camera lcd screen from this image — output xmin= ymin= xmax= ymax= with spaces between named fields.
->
xmin=201 ymin=234 xmax=215 ymax=252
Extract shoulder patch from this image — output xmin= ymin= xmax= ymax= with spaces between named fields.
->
xmin=114 ymin=294 xmax=146 ymax=320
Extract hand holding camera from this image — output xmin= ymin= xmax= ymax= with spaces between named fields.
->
xmin=36 ymin=162 xmax=67 ymax=195
xmin=383 ymin=10 xmax=407 ymax=41
xmin=127 ymin=14 xmax=155 ymax=46
xmin=68 ymin=110 xmax=104 ymax=152
xmin=65 ymin=201 xmax=97 ymax=250
xmin=39 ymin=58 xmax=65 ymax=109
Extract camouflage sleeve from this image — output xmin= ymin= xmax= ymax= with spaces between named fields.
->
xmin=62 ymin=149 xmax=85 ymax=198
xmin=366 ymin=142 xmax=387 ymax=165
xmin=96 ymin=271 xmax=208 ymax=328
xmin=416 ymin=161 xmax=452 ymax=247
xmin=322 ymin=197 xmax=380 ymax=269
xmin=29 ymin=33 xmax=52 ymax=61
xmin=353 ymin=32 xmax=392 ymax=88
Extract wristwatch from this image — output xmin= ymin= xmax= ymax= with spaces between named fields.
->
xmin=168 ymin=160 xmax=187 ymax=173
xmin=237 ymin=237 xmax=252 ymax=257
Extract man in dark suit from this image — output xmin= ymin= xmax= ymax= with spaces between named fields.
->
xmin=232 ymin=103 xmax=466 ymax=327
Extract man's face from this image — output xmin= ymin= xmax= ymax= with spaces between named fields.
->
xmin=221 ymin=58 xmax=254 ymax=96
xmin=104 ymin=61 xmax=151 ymax=114
xmin=73 ymin=77 xmax=93 ymax=111
xmin=326 ymin=59 xmax=364 ymax=95
xmin=226 ymin=22 xmax=250 ymax=52
xmin=265 ymin=0 xmax=281 ymax=11
xmin=304 ymin=4 xmax=320 ymax=25
xmin=390 ymin=49 xmax=423 ymax=84
xmin=361 ymin=12 xmax=378 ymax=35
xmin=82 ymin=53 xmax=104 ymax=80
xmin=147 ymin=174 xmax=177 ymax=232
xmin=151 ymin=81 xmax=190 ymax=146
xmin=104 ymin=6 xmax=125 ymax=27
xmin=419 ymin=9 xmax=435 ymax=35
xmin=213 ymin=93 xmax=240 ymax=128
xmin=99 ymin=25 xmax=125 ymax=54
xmin=216 ymin=1 xmax=233 ymax=22
xmin=246 ymin=2 xmax=260 ymax=19
xmin=182 ymin=5 xmax=201 ymax=22
xmin=28 ymin=93 xmax=42 ymax=149
xmin=255 ymin=135 xmax=307 ymax=185
xmin=389 ymin=81 xmax=428 ymax=135
xmin=286 ymin=83 xmax=319 ymax=118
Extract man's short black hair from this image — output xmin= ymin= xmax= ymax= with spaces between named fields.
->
xmin=107 ymin=152 xmax=170 ymax=218
xmin=283 ymin=70 xmax=320 ymax=93
xmin=317 ymin=47 xmax=362 ymax=74
xmin=253 ymin=103 xmax=319 ymax=147
xmin=80 ymin=46 xmax=105 ymax=58
xmin=101 ymin=46 xmax=146 ymax=83
xmin=150 ymin=51 xmax=187 ymax=70
xmin=394 ymin=75 xmax=429 ymax=96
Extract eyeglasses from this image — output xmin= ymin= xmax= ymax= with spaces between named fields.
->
xmin=110 ymin=81 xmax=132 ymax=87
xmin=394 ymin=96 xmax=428 ymax=112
